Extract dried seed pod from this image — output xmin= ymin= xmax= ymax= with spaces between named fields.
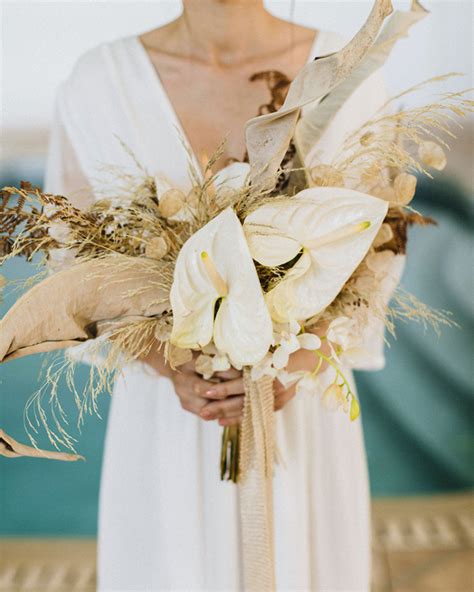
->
xmin=418 ymin=141 xmax=447 ymax=171
xmin=373 ymin=223 xmax=394 ymax=247
xmin=195 ymin=354 xmax=214 ymax=379
xmin=360 ymin=131 xmax=375 ymax=146
xmin=394 ymin=173 xmax=417 ymax=205
xmin=309 ymin=165 xmax=344 ymax=187
xmin=158 ymin=189 xmax=185 ymax=218
xmin=373 ymin=185 xmax=396 ymax=202
xmin=166 ymin=343 xmax=193 ymax=368
xmin=186 ymin=187 xmax=200 ymax=208
xmin=145 ymin=236 xmax=168 ymax=260
xmin=366 ymin=250 xmax=395 ymax=274
xmin=154 ymin=317 xmax=172 ymax=341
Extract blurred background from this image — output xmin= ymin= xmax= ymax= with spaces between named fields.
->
xmin=1 ymin=1 xmax=473 ymax=590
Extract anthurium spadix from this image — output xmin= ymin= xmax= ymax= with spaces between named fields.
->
xmin=170 ymin=207 xmax=273 ymax=368
xmin=244 ymin=187 xmax=388 ymax=323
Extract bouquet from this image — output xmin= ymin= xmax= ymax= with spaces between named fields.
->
xmin=1 ymin=1 xmax=471 ymax=587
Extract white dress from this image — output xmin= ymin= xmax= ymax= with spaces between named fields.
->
xmin=44 ymin=31 xmax=401 ymax=592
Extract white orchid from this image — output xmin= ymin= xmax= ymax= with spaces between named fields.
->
xmin=326 ymin=316 xmax=371 ymax=368
xmin=244 ymin=187 xmax=388 ymax=323
xmin=322 ymin=383 xmax=349 ymax=412
xmin=272 ymin=321 xmax=321 ymax=369
xmin=170 ymin=207 xmax=273 ymax=368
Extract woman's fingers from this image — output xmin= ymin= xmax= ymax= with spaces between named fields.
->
xmin=218 ymin=417 xmax=242 ymax=427
xmin=203 ymin=377 xmax=245 ymax=400
xmin=200 ymin=394 xmax=244 ymax=420
xmin=274 ymin=384 xmax=296 ymax=411
xmin=173 ymin=373 xmax=215 ymax=415
xmin=214 ymin=368 xmax=241 ymax=380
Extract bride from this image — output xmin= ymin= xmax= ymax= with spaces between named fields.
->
xmin=45 ymin=1 xmax=396 ymax=590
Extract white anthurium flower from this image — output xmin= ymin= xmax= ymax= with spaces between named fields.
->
xmin=244 ymin=187 xmax=388 ymax=323
xmin=170 ymin=207 xmax=273 ymax=368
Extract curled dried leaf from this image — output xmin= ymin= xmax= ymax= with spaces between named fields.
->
xmin=418 ymin=141 xmax=447 ymax=171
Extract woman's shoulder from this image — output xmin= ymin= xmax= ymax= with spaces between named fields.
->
xmin=61 ymin=35 xmax=136 ymax=93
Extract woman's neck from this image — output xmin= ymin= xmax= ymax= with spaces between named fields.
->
xmin=180 ymin=0 xmax=282 ymax=66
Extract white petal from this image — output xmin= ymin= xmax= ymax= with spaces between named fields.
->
xmin=272 ymin=346 xmax=290 ymax=370
xmin=214 ymin=162 xmax=251 ymax=190
xmin=246 ymin=187 xmax=388 ymax=322
xmin=212 ymin=354 xmax=231 ymax=373
xmin=171 ymin=208 xmax=273 ymax=367
xmin=297 ymin=333 xmax=321 ymax=350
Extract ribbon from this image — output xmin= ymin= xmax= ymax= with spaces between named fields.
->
xmin=238 ymin=370 xmax=276 ymax=591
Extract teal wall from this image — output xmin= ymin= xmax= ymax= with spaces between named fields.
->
xmin=1 ymin=174 xmax=472 ymax=536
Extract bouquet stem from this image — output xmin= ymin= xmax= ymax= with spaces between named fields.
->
xmin=220 ymin=425 xmax=240 ymax=482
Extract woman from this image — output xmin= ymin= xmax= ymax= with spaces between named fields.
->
xmin=45 ymin=1 xmax=393 ymax=590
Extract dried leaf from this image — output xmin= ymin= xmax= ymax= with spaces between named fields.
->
xmin=295 ymin=1 xmax=428 ymax=164
xmin=245 ymin=0 xmax=394 ymax=189
xmin=0 ymin=429 xmax=82 ymax=461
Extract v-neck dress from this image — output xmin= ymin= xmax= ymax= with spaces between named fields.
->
xmin=43 ymin=30 xmax=398 ymax=592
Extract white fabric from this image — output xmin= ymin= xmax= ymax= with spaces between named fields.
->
xmin=43 ymin=31 xmax=401 ymax=591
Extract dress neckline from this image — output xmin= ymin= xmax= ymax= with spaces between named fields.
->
xmin=126 ymin=31 xmax=326 ymax=180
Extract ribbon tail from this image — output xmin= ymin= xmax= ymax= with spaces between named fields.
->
xmin=239 ymin=370 xmax=276 ymax=591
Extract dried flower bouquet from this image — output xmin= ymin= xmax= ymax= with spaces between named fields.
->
xmin=0 ymin=1 xmax=472 ymax=587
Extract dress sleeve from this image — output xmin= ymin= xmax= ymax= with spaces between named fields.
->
xmin=43 ymin=84 xmax=95 ymax=209
xmin=43 ymin=85 xmax=111 ymax=366
xmin=350 ymin=254 xmax=406 ymax=372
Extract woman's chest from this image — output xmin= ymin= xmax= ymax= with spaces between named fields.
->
xmin=143 ymin=50 xmax=310 ymax=171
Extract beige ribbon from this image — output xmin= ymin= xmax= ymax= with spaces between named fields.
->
xmin=238 ymin=370 xmax=276 ymax=591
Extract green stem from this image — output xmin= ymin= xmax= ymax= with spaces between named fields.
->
xmin=313 ymin=349 xmax=357 ymax=402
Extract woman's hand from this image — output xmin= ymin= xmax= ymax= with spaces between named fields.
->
xmin=142 ymin=343 xmax=246 ymax=422
xmin=141 ymin=321 xmax=332 ymax=424
xmin=198 ymin=368 xmax=245 ymax=427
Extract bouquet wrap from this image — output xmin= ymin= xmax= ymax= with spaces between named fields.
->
xmin=239 ymin=371 xmax=276 ymax=590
